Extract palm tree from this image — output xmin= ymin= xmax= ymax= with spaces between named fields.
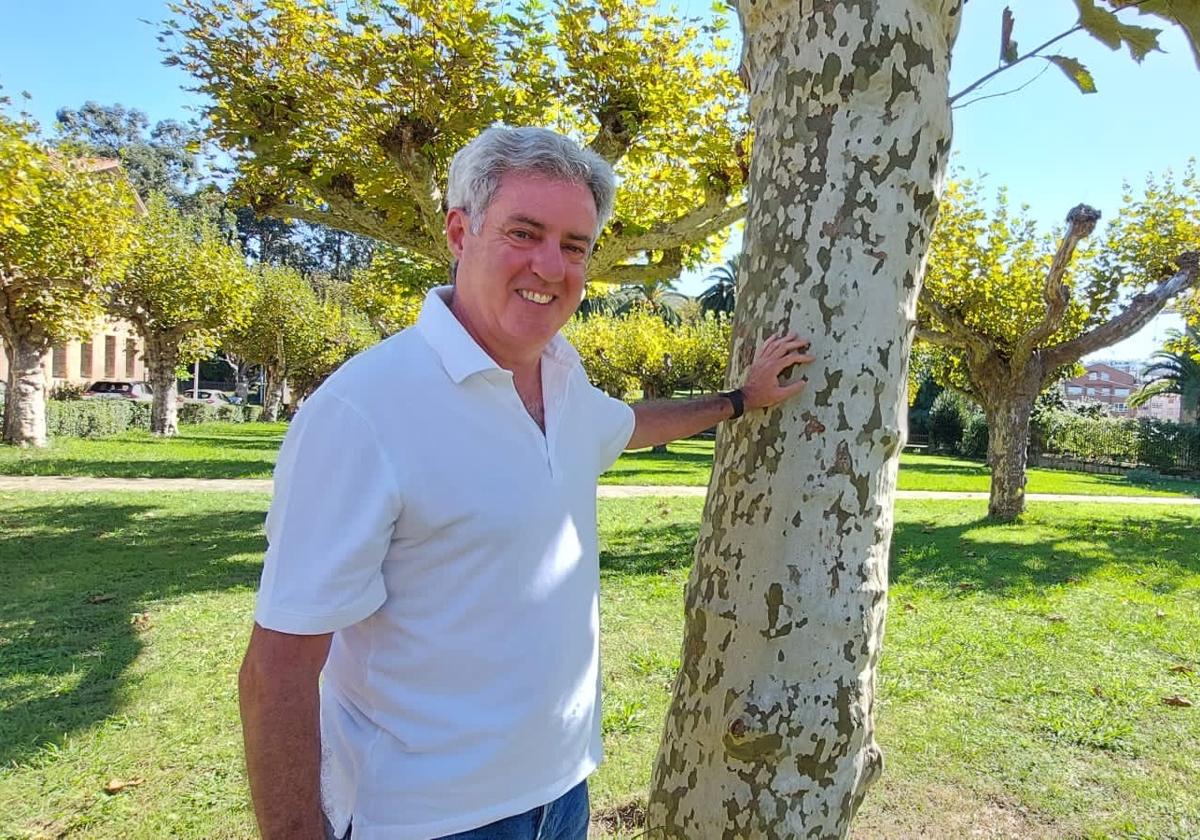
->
xmin=1129 ymin=326 xmax=1200 ymax=423
xmin=698 ymin=254 xmax=739 ymax=316
xmin=613 ymin=278 xmax=682 ymax=325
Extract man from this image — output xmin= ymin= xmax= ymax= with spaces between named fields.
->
xmin=240 ymin=126 xmax=813 ymax=840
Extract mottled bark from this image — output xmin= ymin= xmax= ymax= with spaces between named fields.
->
xmin=1 ymin=334 xmax=49 ymax=447
xmin=260 ymin=366 xmax=285 ymax=422
xmin=144 ymin=332 xmax=181 ymax=437
xmin=647 ymin=3 xmax=962 ymax=838
xmin=983 ymin=392 xmax=1037 ymax=522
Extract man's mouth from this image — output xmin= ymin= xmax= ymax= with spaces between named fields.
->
xmin=517 ymin=289 xmax=555 ymax=305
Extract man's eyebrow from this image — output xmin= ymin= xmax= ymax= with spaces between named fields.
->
xmin=508 ymin=214 xmax=593 ymax=246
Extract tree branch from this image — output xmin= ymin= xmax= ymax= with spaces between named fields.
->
xmin=1042 ymin=252 xmax=1200 ymax=368
xmin=1011 ymin=203 xmax=1100 ymax=370
xmin=919 ymin=296 xmax=997 ymax=363
xmin=914 ymin=325 xmax=961 ymax=348
xmin=265 ymin=201 xmax=437 ymax=260
xmin=376 ymin=120 xmax=446 ymax=247
xmin=949 ymin=25 xmax=1081 ymax=105
xmin=595 ymin=249 xmax=686 ymax=285
xmin=590 ymin=199 xmax=746 ymax=276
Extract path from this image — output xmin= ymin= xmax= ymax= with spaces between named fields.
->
xmin=1 ymin=475 xmax=1198 ymax=504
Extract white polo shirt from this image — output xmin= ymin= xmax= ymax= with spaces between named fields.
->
xmin=254 ymin=286 xmax=635 ymax=840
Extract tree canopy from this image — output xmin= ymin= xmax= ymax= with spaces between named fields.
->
xmin=163 ymin=0 xmax=747 ymax=283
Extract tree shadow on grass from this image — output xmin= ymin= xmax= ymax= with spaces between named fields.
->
xmin=891 ymin=507 xmax=1200 ymax=595
xmin=600 ymin=522 xmax=699 ymax=576
xmin=0 ymin=497 xmax=267 ymax=767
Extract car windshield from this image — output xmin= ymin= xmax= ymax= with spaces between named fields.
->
xmin=88 ymin=382 xmax=132 ymax=393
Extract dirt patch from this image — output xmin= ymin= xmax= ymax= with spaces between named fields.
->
xmin=592 ymin=800 xmax=648 ymax=836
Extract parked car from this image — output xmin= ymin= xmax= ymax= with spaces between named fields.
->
xmin=182 ymin=389 xmax=235 ymax=405
xmin=82 ymin=380 xmax=154 ymax=402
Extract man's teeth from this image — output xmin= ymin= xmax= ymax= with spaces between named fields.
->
xmin=518 ymin=290 xmax=554 ymax=305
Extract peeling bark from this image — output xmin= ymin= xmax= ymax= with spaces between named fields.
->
xmin=1 ymin=334 xmax=49 ymax=447
xmin=260 ymin=365 xmax=285 ymax=422
xmin=144 ymin=332 xmax=181 ymax=437
xmin=647 ymin=3 xmax=962 ymax=837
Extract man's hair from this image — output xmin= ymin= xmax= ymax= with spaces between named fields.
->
xmin=446 ymin=126 xmax=616 ymax=241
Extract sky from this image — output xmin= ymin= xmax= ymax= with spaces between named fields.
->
xmin=1 ymin=0 xmax=1196 ymax=361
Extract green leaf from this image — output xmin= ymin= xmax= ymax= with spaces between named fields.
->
xmin=1047 ymin=55 xmax=1098 ymax=94
xmin=1118 ymin=21 xmax=1164 ymax=61
xmin=1107 ymin=0 xmax=1200 ymax=70
xmin=1075 ymin=0 xmax=1123 ymax=50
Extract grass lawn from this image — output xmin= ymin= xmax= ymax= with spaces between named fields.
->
xmin=2 ymin=492 xmax=1197 ymax=838
xmin=4 ymin=429 xmax=1200 ymax=500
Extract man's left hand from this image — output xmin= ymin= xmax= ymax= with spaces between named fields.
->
xmin=739 ymin=332 xmax=815 ymax=410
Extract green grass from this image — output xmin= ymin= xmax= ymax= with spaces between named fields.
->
xmin=6 ymin=430 xmax=1200 ymax=500
xmin=2 ymin=492 xmax=1198 ymax=838
xmin=0 ymin=422 xmax=287 ymax=479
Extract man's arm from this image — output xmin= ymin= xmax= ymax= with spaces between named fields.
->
xmin=627 ymin=333 xmax=814 ymax=450
xmin=239 ymin=623 xmax=333 ymax=840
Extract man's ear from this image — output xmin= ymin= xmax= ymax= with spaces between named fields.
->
xmin=445 ymin=208 xmax=470 ymax=260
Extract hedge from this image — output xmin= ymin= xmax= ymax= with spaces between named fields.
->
xmin=0 ymin=399 xmax=265 ymax=440
xmin=1036 ymin=409 xmax=1200 ymax=475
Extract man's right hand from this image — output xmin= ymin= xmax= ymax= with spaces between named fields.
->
xmin=239 ymin=624 xmax=333 ymax=840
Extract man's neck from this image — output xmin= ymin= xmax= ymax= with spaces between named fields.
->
xmin=447 ymin=292 xmax=542 ymax=381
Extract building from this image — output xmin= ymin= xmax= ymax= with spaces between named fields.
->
xmin=1 ymin=318 xmax=146 ymax=389
xmin=1061 ymin=362 xmax=1182 ymax=421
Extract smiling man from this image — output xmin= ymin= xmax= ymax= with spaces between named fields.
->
xmin=238 ymin=127 xmax=813 ymax=840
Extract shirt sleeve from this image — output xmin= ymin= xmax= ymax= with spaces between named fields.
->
xmin=254 ymin=391 xmax=402 ymax=635
xmin=582 ymin=378 xmax=635 ymax=474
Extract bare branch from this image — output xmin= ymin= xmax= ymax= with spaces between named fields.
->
xmin=953 ymin=62 xmax=1052 ymax=110
xmin=590 ymin=200 xmax=746 ymax=276
xmin=1010 ymin=203 xmax=1100 ymax=370
xmin=949 ymin=25 xmax=1082 ymax=104
xmin=594 ymin=250 xmax=686 ymax=285
xmin=914 ymin=326 xmax=962 ymax=348
xmin=1043 ymin=252 xmax=1200 ymax=367
xmin=376 ymin=120 xmax=445 ymax=247
xmin=265 ymin=201 xmax=440 ymax=261
xmin=919 ymin=296 xmax=997 ymax=362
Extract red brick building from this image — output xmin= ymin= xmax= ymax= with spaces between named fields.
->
xmin=1061 ymin=362 xmax=1181 ymax=421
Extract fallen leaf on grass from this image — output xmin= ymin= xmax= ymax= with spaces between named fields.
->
xmin=956 ymin=582 xmax=975 ymax=591
xmin=87 ymin=594 xmax=115 ymax=604
xmin=1155 ymin=609 xmax=1167 ymax=619
xmin=1168 ymin=664 xmax=1196 ymax=675
xmin=903 ymin=603 xmax=917 ymax=613
xmin=1162 ymin=696 xmax=1193 ymax=708
xmin=131 ymin=612 xmax=152 ymax=631
xmin=104 ymin=777 xmax=145 ymax=795
xmin=1046 ymin=614 xmax=1067 ymax=623
xmin=1092 ymin=685 xmax=1106 ymax=698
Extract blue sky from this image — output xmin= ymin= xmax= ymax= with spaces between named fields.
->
xmin=2 ymin=0 xmax=1195 ymax=361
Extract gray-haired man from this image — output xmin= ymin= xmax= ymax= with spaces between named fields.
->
xmin=238 ymin=126 xmax=813 ymax=840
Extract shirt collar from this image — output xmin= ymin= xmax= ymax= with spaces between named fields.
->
xmin=415 ymin=286 xmax=580 ymax=384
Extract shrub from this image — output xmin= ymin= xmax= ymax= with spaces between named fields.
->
xmin=1035 ymin=410 xmax=1200 ymax=474
xmin=49 ymin=382 xmax=86 ymax=401
xmin=959 ymin=413 xmax=989 ymax=459
xmin=928 ymin=390 xmax=978 ymax=453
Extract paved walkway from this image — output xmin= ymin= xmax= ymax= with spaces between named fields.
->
xmin=1 ymin=475 xmax=1198 ymax=504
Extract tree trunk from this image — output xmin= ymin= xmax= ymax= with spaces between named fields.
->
xmin=144 ymin=332 xmax=181 ymax=437
xmin=642 ymin=381 xmax=669 ymax=454
xmin=647 ymin=4 xmax=961 ymax=837
xmin=1 ymin=334 xmax=50 ymax=447
xmin=260 ymin=366 xmax=285 ymax=422
xmin=984 ymin=392 xmax=1037 ymax=521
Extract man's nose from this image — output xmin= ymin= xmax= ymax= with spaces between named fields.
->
xmin=530 ymin=239 xmax=566 ymax=283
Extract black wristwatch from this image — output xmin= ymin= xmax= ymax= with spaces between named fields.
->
xmin=720 ymin=388 xmax=745 ymax=420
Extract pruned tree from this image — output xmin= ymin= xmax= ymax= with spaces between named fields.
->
xmin=225 ymin=265 xmax=325 ymax=421
xmin=163 ymin=0 xmax=748 ymax=283
xmin=647 ymin=2 xmax=1199 ymax=838
xmin=918 ymin=168 xmax=1200 ymax=520
xmin=0 ymin=120 xmax=139 ymax=447
xmin=109 ymin=194 xmax=255 ymax=435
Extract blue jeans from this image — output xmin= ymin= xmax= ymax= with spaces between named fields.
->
xmin=325 ymin=780 xmax=589 ymax=840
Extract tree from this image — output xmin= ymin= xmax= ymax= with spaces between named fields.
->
xmin=346 ymin=247 xmax=436 ymax=337
xmin=698 ymin=254 xmax=739 ymax=316
xmin=0 ymin=123 xmax=139 ymax=447
xmin=55 ymin=102 xmax=203 ymax=203
xmin=164 ymin=0 xmax=748 ymax=283
xmin=647 ymin=2 xmax=1199 ymax=838
xmin=109 ymin=194 xmax=255 ymax=435
xmin=917 ymin=169 xmax=1199 ymax=520
xmin=1129 ymin=326 xmax=1200 ymax=422
xmin=225 ymin=265 xmax=325 ymax=421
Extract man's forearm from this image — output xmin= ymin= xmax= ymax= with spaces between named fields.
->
xmin=239 ymin=658 xmax=326 ymax=840
xmin=627 ymin=393 xmax=734 ymax=450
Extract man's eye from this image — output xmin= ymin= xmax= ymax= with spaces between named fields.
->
xmin=512 ymin=229 xmax=533 ymax=240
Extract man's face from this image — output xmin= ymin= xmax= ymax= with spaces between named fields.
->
xmin=446 ymin=173 xmax=597 ymax=365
